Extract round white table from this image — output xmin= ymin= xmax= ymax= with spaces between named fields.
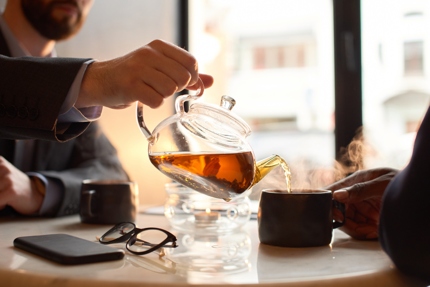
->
xmin=0 ymin=211 xmax=426 ymax=287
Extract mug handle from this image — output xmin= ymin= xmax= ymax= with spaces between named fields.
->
xmin=332 ymin=200 xmax=345 ymax=229
xmin=81 ymin=190 xmax=96 ymax=218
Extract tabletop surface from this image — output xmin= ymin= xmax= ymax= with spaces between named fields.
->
xmin=0 ymin=210 xmax=427 ymax=287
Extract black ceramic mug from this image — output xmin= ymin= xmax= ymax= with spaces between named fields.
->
xmin=258 ymin=189 xmax=345 ymax=247
xmin=80 ymin=180 xmax=139 ymax=224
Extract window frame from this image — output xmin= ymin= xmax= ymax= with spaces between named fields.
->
xmin=333 ymin=0 xmax=363 ymax=162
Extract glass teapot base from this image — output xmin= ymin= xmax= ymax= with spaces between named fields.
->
xmin=164 ymin=182 xmax=252 ymax=235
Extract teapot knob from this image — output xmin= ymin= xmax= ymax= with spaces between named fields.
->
xmin=220 ymin=95 xmax=236 ymax=111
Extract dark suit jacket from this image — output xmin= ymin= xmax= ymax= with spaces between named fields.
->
xmin=0 ymin=27 xmax=91 ymax=141
xmin=0 ymin=30 xmax=129 ymax=217
xmin=379 ymin=106 xmax=430 ymax=282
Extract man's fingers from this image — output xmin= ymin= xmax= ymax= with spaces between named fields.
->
xmin=185 ymin=74 xmax=215 ymax=96
xmin=325 ymin=168 xmax=398 ymax=192
xmin=186 ymin=78 xmax=204 ymax=96
xmin=149 ymin=39 xmax=200 ymax=87
xmin=0 ymin=183 xmax=11 ymax=209
xmin=356 ymin=225 xmax=379 ymax=239
xmin=333 ymin=174 xmax=391 ymax=203
xmin=340 ymin=220 xmax=379 ymax=240
xmin=333 ymin=208 xmax=344 ymax=222
xmin=198 ymin=74 xmax=214 ymax=88
xmin=333 ymin=187 xmax=373 ymax=203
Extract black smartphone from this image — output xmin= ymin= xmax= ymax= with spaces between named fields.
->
xmin=13 ymin=233 xmax=124 ymax=265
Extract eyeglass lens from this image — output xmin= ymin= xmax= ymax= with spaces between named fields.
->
xmin=127 ymin=229 xmax=170 ymax=253
xmin=100 ymin=222 xmax=135 ymax=243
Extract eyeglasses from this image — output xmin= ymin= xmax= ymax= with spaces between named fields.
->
xmin=99 ymin=222 xmax=178 ymax=255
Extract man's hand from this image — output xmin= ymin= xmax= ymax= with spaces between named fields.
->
xmin=325 ymin=168 xmax=398 ymax=240
xmin=0 ymin=156 xmax=43 ymax=215
xmin=78 ymin=39 xmax=214 ymax=109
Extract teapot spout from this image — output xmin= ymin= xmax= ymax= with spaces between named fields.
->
xmin=253 ymin=154 xmax=292 ymax=191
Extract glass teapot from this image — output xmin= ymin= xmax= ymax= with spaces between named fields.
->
xmin=136 ymin=93 xmax=290 ymax=201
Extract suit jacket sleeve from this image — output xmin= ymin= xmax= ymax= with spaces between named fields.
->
xmin=379 ymin=106 xmax=430 ymax=282
xmin=36 ymin=121 xmax=129 ymax=217
xmin=0 ymin=55 xmax=92 ymax=141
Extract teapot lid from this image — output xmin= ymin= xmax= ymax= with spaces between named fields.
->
xmin=180 ymin=95 xmax=251 ymax=147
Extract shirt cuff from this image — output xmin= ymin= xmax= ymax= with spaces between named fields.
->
xmin=58 ymin=59 xmax=102 ymax=123
xmin=27 ymin=172 xmax=63 ymax=217
xmin=58 ymin=106 xmax=102 ymax=123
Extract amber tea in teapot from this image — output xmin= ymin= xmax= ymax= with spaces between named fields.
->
xmin=150 ymin=151 xmax=255 ymax=201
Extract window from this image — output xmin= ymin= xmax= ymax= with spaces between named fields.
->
xmin=250 ymin=41 xmax=314 ymax=69
xmin=362 ymin=0 xmax=430 ymax=169
xmin=189 ymin=0 xmax=335 ymax=189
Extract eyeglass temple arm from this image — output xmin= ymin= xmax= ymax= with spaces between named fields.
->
xmin=133 ymin=238 xmax=177 ymax=248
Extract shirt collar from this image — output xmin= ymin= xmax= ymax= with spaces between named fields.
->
xmin=0 ymin=12 xmax=56 ymax=57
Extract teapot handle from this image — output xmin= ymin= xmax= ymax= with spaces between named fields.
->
xmin=175 ymin=78 xmax=204 ymax=113
xmin=136 ymin=101 xmax=153 ymax=141
xmin=136 ymin=78 xmax=204 ymax=141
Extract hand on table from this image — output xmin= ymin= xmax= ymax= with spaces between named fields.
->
xmin=0 ymin=156 xmax=43 ymax=215
xmin=325 ymin=168 xmax=398 ymax=240
xmin=78 ymin=39 xmax=214 ymax=110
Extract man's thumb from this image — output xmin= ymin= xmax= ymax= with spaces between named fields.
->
xmin=333 ymin=189 xmax=349 ymax=203
xmin=333 ymin=182 xmax=374 ymax=203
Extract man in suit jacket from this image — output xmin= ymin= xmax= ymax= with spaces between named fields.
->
xmin=0 ymin=0 xmax=214 ymax=216
xmin=0 ymin=0 xmax=129 ymax=217
xmin=0 ymin=1 xmax=214 ymax=142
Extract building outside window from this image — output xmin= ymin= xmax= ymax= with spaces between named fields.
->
xmin=362 ymin=0 xmax=430 ymax=169
xmin=404 ymin=40 xmax=424 ymax=76
xmin=189 ymin=0 xmax=335 ymax=189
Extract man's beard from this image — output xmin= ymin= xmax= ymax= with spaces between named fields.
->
xmin=21 ymin=0 xmax=84 ymax=40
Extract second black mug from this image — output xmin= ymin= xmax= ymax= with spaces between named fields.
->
xmin=80 ymin=180 xmax=139 ymax=225
xmin=258 ymin=189 xmax=345 ymax=247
